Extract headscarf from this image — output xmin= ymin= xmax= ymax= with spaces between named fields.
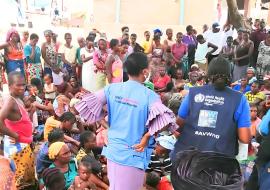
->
xmin=6 ymin=28 xmax=19 ymax=42
xmin=44 ymin=30 xmax=53 ymax=36
xmin=48 ymin=142 xmax=66 ymax=160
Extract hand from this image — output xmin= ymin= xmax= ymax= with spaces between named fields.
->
xmin=132 ymin=132 xmax=151 ymax=152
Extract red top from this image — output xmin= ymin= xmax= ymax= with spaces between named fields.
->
xmin=153 ymin=75 xmax=171 ymax=89
xmin=4 ymin=98 xmax=33 ymax=143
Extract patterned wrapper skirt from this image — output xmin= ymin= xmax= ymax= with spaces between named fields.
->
xmin=3 ymin=136 xmax=36 ymax=189
xmin=27 ymin=63 xmax=42 ymax=82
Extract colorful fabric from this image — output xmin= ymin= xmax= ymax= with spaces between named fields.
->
xmin=6 ymin=59 xmax=25 ymax=76
xmin=44 ymin=116 xmax=61 ymax=141
xmin=27 ymin=63 xmax=42 ymax=81
xmin=3 ymin=137 xmax=35 ymax=189
xmin=153 ymin=75 xmax=171 ymax=89
xmin=107 ymin=159 xmax=145 ymax=190
xmin=76 ymin=47 xmax=83 ymax=65
xmin=48 ymin=142 xmax=66 ymax=160
xmin=245 ymin=92 xmax=265 ymax=104
xmin=111 ymin=55 xmax=123 ymax=83
xmin=76 ymin=148 xmax=94 ymax=162
xmin=141 ymin=40 xmax=151 ymax=54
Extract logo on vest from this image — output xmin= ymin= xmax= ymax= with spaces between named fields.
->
xmin=194 ymin=93 xmax=205 ymax=103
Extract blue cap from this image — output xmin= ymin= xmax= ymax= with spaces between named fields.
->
xmin=153 ymin=29 xmax=163 ymax=36
xmin=156 ymin=135 xmax=176 ymax=150
xmin=212 ymin=22 xmax=220 ymax=29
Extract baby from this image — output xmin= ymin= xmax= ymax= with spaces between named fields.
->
xmin=69 ymin=159 xmax=97 ymax=190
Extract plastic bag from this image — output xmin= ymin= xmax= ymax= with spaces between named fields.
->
xmin=171 ymin=149 xmax=243 ymax=190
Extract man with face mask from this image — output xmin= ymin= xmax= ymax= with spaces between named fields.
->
xmin=171 ymin=56 xmax=251 ymax=161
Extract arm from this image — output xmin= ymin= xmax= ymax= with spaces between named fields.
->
xmin=81 ymin=52 xmax=93 ymax=63
xmin=105 ymin=55 xmax=114 ymax=83
xmin=61 ymin=52 xmax=71 ymax=65
xmin=207 ymin=42 xmax=218 ymax=55
xmin=0 ymin=98 xmax=19 ymax=140
xmin=41 ymin=43 xmax=52 ymax=67
xmin=29 ymin=46 xmax=36 ymax=61
xmin=235 ymin=96 xmax=252 ymax=144
xmin=0 ymin=43 xmax=8 ymax=50
xmin=90 ymin=174 xmax=109 ymax=190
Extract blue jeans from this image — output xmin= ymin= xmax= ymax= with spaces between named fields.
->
xmin=258 ymin=161 xmax=270 ymax=190
xmin=6 ymin=59 xmax=25 ymax=76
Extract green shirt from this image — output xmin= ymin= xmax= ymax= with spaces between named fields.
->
xmin=76 ymin=47 xmax=83 ymax=65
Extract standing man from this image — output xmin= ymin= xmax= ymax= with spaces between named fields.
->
xmin=250 ymin=20 xmax=267 ymax=69
xmin=171 ymin=56 xmax=251 ymax=161
xmin=141 ymin=31 xmax=151 ymax=54
xmin=204 ymin=22 xmax=225 ymax=64
xmin=182 ymin=25 xmax=197 ymax=70
xmin=59 ymin=33 xmax=77 ymax=76
xmin=76 ymin=37 xmax=85 ymax=83
xmin=0 ymin=71 xmax=35 ymax=188
xmin=130 ymin=33 xmax=144 ymax=53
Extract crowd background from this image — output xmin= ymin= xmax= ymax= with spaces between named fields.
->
xmin=0 ymin=17 xmax=270 ymax=190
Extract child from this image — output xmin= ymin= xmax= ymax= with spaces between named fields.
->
xmin=148 ymin=135 xmax=176 ymax=177
xmin=250 ymin=105 xmax=261 ymax=138
xmin=42 ymin=168 xmax=65 ymax=190
xmin=76 ymin=131 xmax=97 ymax=162
xmin=80 ymin=156 xmax=109 ymax=190
xmin=44 ymin=74 xmax=56 ymax=102
xmin=69 ymin=160 xmax=97 ymax=190
xmin=184 ymin=71 xmax=200 ymax=90
xmin=145 ymin=171 xmax=161 ymax=190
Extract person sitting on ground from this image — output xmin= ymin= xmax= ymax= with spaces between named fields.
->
xmin=153 ymin=66 xmax=171 ymax=93
xmin=183 ymin=71 xmax=200 ymax=90
xmin=68 ymin=76 xmax=86 ymax=98
xmin=68 ymin=160 xmax=97 ymax=190
xmin=148 ymin=135 xmax=176 ymax=177
xmin=76 ymin=131 xmax=97 ymax=162
xmin=144 ymin=171 xmax=161 ymax=190
xmin=233 ymin=77 xmax=251 ymax=94
xmin=36 ymin=128 xmax=64 ymax=178
xmin=42 ymin=168 xmax=65 ymax=190
xmin=250 ymin=105 xmax=261 ymax=138
xmin=46 ymin=142 xmax=77 ymax=189
xmin=245 ymin=81 xmax=265 ymax=106
xmin=81 ymin=156 xmax=109 ymax=190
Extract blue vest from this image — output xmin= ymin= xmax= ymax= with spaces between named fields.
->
xmin=102 ymin=80 xmax=159 ymax=170
xmin=174 ymin=85 xmax=242 ymax=158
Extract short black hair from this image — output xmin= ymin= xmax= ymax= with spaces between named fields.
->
xmin=48 ymin=128 xmax=64 ymax=143
xmin=86 ymin=36 xmax=94 ymax=42
xmin=166 ymin=28 xmax=173 ymax=34
xmin=81 ymin=155 xmax=102 ymax=175
xmin=110 ymin=39 xmax=119 ymax=49
xmin=146 ymin=172 xmax=160 ymax=188
xmin=208 ymin=56 xmax=231 ymax=77
xmin=44 ymin=74 xmax=53 ymax=81
xmin=79 ymin=131 xmax=96 ymax=149
xmin=144 ymin=31 xmax=150 ymax=35
xmin=121 ymin=26 xmax=129 ymax=32
xmin=59 ymin=112 xmax=76 ymax=122
xmin=186 ymin=25 xmax=193 ymax=32
xmin=80 ymin=160 xmax=92 ymax=173
xmin=64 ymin=33 xmax=72 ymax=38
xmin=42 ymin=168 xmax=64 ymax=189
xmin=227 ymin=36 xmax=233 ymax=41
xmin=196 ymin=34 xmax=204 ymax=41
xmin=131 ymin=33 xmax=137 ymax=38
xmin=125 ymin=52 xmax=148 ymax=76
xmin=30 ymin=78 xmax=42 ymax=89
xmin=176 ymin=32 xmax=183 ymax=37
xmin=8 ymin=71 xmax=24 ymax=86
xmin=121 ymin=39 xmax=130 ymax=46
xmin=30 ymin=33 xmax=39 ymax=40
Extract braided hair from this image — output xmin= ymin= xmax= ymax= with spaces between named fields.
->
xmin=42 ymin=168 xmax=65 ymax=189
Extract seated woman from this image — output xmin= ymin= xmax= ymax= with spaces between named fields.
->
xmin=233 ymin=77 xmax=251 ymax=94
xmin=45 ymin=142 xmax=78 ymax=190
xmin=245 ymin=81 xmax=265 ymax=106
xmin=153 ymin=66 xmax=171 ymax=93
xmin=68 ymin=76 xmax=87 ymax=98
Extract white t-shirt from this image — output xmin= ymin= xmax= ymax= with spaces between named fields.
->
xmin=195 ymin=42 xmax=209 ymax=64
xmin=204 ymin=31 xmax=225 ymax=55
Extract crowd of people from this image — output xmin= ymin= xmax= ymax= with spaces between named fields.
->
xmin=0 ymin=18 xmax=270 ymax=190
